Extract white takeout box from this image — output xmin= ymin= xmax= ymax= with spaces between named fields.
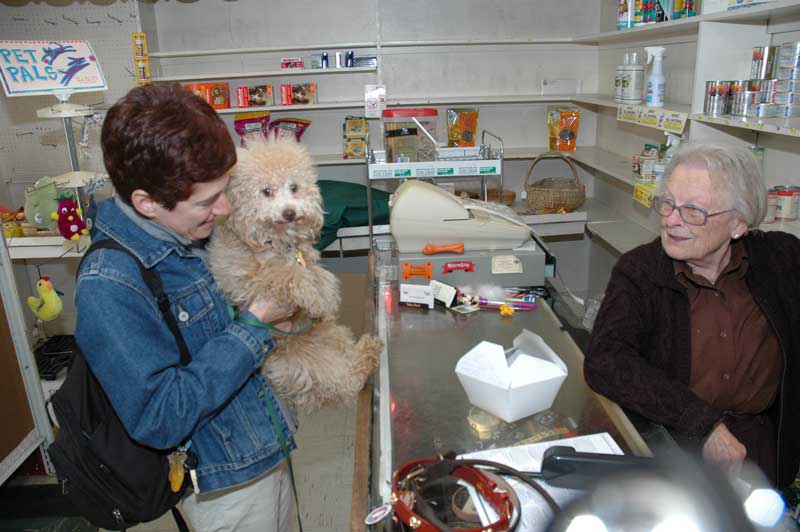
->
xmin=454 ymin=329 xmax=568 ymax=423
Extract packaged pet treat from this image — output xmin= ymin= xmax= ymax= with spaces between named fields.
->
xmin=344 ymin=139 xmax=367 ymax=159
xmin=249 ymin=85 xmax=274 ymax=106
xmin=280 ymin=83 xmax=318 ymax=105
xmin=547 ymin=106 xmax=580 ymax=152
xmin=382 ymin=108 xmax=438 ymax=162
xmin=446 ymin=108 xmax=479 ymax=147
xmin=343 ymin=116 xmax=368 ymax=139
xmin=269 ymin=118 xmax=311 ymax=141
xmin=234 ymin=111 xmax=271 ymax=146
xmin=184 ymin=82 xmax=230 ymax=110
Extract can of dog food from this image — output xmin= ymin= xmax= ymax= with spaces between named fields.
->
xmin=776 ymin=67 xmax=800 ymax=80
xmin=751 ymin=46 xmax=778 ymax=79
xmin=774 ymin=91 xmax=800 ymax=105
xmin=791 ymin=186 xmax=800 ymax=221
xmin=784 ymin=103 xmax=800 ymax=117
xmin=704 ymin=81 xmax=730 ymax=115
xmin=775 ymin=187 xmax=797 ymax=221
xmin=776 ymin=79 xmax=800 ymax=92
xmin=764 ymin=188 xmax=778 ymax=224
xmin=746 ymin=103 xmax=781 ymax=118
xmin=778 ymin=42 xmax=800 ymax=68
xmin=760 ymin=79 xmax=778 ymax=103
xmin=729 ymin=90 xmax=759 ymax=116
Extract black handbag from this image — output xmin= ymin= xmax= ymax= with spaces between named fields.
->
xmin=48 ymin=239 xmax=191 ymax=531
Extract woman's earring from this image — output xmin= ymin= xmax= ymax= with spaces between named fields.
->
xmin=733 ymin=234 xmax=740 ymax=239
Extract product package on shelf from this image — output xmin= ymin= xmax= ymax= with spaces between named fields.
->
xmin=382 ymin=108 xmax=439 ymax=162
xmin=185 ymin=82 xmax=230 ymax=110
xmin=236 ymin=85 xmax=275 ymax=108
xmin=446 ymin=108 xmax=479 ymax=148
xmin=343 ymin=116 xmax=367 ymax=159
xmin=547 ymin=106 xmax=581 ymax=152
xmin=234 ymin=111 xmax=270 ymax=146
xmin=280 ymin=83 xmax=318 ymax=105
xmin=269 ymin=118 xmax=311 ymax=141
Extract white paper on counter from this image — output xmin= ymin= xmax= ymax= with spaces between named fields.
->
xmin=458 ymin=433 xmax=624 ymax=532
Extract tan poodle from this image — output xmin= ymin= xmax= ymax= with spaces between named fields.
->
xmin=208 ymin=137 xmax=381 ymax=412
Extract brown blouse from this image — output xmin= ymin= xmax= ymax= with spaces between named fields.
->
xmin=674 ymin=241 xmax=782 ymax=414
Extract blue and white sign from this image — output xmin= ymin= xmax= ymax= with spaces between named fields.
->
xmin=0 ymin=40 xmax=107 ymax=97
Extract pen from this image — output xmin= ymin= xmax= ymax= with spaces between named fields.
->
xmin=478 ymin=298 xmax=537 ymax=311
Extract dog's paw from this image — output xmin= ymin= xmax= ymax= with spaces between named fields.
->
xmin=300 ymin=266 xmax=341 ymax=318
xmin=354 ymin=334 xmax=382 ymax=376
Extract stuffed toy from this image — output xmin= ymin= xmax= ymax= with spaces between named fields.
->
xmin=27 ymin=276 xmax=64 ymax=322
xmin=51 ymin=194 xmax=89 ymax=241
xmin=25 ymin=178 xmax=59 ymax=231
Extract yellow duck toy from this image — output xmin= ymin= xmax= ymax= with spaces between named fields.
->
xmin=27 ymin=276 xmax=63 ymax=322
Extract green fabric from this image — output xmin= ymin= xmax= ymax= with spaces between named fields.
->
xmin=315 ymin=180 xmax=390 ymax=251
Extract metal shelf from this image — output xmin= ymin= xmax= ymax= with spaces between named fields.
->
xmin=215 ymin=101 xmax=369 ymax=115
xmin=573 ymin=0 xmax=800 ymax=45
xmin=151 ymin=66 xmax=376 ymax=83
xmin=148 ymin=42 xmax=378 ymax=58
xmin=692 ymin=113 xmax=800 ymax=138
xmin=380 ymin=38 xmax=575 ymax=48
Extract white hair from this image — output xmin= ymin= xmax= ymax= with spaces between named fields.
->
xmin=661 ymin=142 xmax=767 ymax=227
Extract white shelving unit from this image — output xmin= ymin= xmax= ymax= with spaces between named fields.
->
xmin=151 ymin=66 xmax=377 ymax=83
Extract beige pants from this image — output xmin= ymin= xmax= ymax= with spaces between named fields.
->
xmin=181 ymin=462 xmax=291 ymax=532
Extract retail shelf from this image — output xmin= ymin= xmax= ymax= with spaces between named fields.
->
xmin=215 ymin=101 xmax=368 ymax=115
xmin=380 ymin=38 xmax=575 ymax=48
xmin=314 ymin=154 xmax=364 ymax=166
xmin=148 ymin=42 xmax=378 ymax=58
xmin=574 ymin=0 xmax=800 ymax=45
xmin=571 ymin=94 xmax=622 ymax=109
xmin=504 ymin=146 xmax=636 ymax=187
xmin=691 ymin=113 xmax=800 ymax=138
xmin=368 ymin=158 xmax=501 ymax=179
xmin=617 ymin=102 xmax=691 ymax=134
xmin=571 ymin=147 xmax=637 ymax=186
xmin=5 ymin=237 xmax=85 ymax=260
xmin=586 ymin=220 xmax=658 ymax=255
xmin=151 ymin=66 xmax=376 ymax=83
xmin=386 ymin=94 xmax=575 ymax=107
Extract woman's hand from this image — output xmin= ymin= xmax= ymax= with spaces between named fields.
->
xmin=702 ymin=422 xmax=747 ymax=476
xmin=246 ymin=298 xmax=297 ymax=332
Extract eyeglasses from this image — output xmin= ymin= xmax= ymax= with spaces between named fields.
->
xmin=652 ymin=196 xmax=734 ymax=226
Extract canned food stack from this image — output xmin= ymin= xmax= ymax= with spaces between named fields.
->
xmin=766 ymin=185 xmax=800 ymax=223
xmin=776 ymin=43 xmax=800 ymax=118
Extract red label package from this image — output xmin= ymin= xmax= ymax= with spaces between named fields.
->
xmin=280 ymin=83 xmax=318 ymax=105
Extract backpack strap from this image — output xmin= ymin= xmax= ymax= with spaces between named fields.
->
xmin=80 ymin=239 xmax=191 ymax=366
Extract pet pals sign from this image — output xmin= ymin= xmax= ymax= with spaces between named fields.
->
xmin=0 ymin=40 xmax=107 ymax=97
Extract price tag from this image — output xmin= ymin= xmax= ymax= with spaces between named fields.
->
xmin=662 ymin=112 xmax=688 ymax=134
xmin=633 ymin=182 xmax=656 ymax=208
xmin=619 ymin=105 xmax=639 ymax=123
xmin=639 ymin=109 xmax=660 ymax=127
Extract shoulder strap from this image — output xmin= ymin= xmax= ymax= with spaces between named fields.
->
xmin=81 ymin=239 xmax=191 ymax=366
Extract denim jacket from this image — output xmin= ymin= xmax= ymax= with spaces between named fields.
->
xmin=74 ymin=198 xmax=296 ymax=493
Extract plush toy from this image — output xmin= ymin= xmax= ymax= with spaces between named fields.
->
xmin=25 ymin=178 xmax=59 ymax=231
xmin=27 ymin=276 xmax=64 ymax=322
xmin=51 ymin=194 xmax=89 ymax=241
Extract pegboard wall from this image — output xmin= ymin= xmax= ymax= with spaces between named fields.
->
xmin=0 ymin=1 xmax=140 ymax=208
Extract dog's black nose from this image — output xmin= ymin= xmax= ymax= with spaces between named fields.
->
xmin=282 ymin=209 xmax=296 ymax=222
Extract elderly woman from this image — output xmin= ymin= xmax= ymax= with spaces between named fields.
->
xmin=584 ymin=142 xmax=800 ymax=489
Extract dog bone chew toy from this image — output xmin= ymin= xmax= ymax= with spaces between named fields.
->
xmin=422 ymin=242 xmax=464 ymax=255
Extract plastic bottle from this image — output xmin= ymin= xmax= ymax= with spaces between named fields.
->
xmin=614 ymin=53 xmax=627 ymax=103
xmin=645 ymin=46 xmax=666 ymax=108
xmin=621 ymin=51 xmax=644 ymax=104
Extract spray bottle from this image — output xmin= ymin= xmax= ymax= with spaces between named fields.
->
xmin=645 ymin=46 xmax=666 ymax=108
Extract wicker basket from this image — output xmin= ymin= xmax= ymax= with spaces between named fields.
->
xmin=524 ymin=151 xmax=586 ymax=213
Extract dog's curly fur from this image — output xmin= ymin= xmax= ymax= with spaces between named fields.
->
xmin=208 ymin=138 xmax=381 ymax=412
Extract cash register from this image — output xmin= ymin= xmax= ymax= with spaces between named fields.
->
xmin=389 ymin=180 xmax=553 ymax=287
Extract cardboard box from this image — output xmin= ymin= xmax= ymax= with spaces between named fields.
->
xmin=455 ymin=329 xmax=567 ymax=423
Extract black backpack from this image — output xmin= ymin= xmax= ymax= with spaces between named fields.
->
xmin=48 ymin=239 xmax=192 ymax=531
